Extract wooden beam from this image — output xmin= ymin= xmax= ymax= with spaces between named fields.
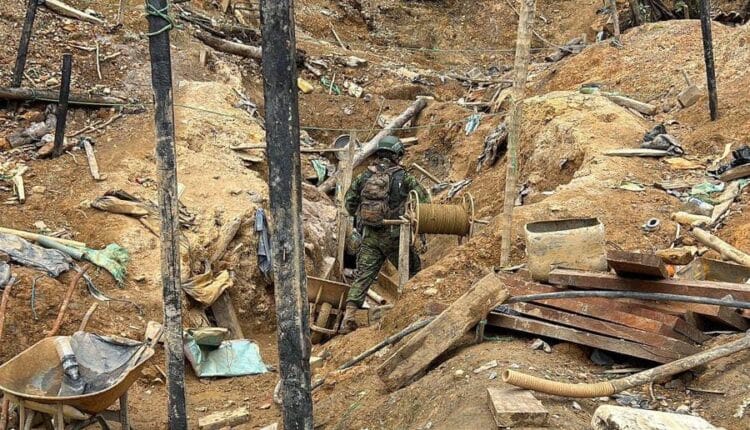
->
xmin=12 ymin=0 xmax=40 ymax=88
xmin=145 ymin=0 xmax=187 ymax=427
xmin=699 ymin=0 xmax=719 ymax=120
xmin=500 ymin=0 xmax=535 ymax=266
xmin=607 ymin=250 xmax=669 ymax=279
xmin=0 ymin=87 xmax=127 ymax=107
xmin=260 ymin=0 xmax=313 ymax=427
xmin=52 ymin=53 xmax=72 ymax=157
xmin=548 ymin=268 xmax=750 ymax=302
xmin=210 ymin=291 xmax=245 ymax=339
xmin=378 ymin=273 xmax=509 ymax=391
xmin=487 ymin=313 xmax=674 ymax=363
xmin=487 ymin=388 xmax=548 ymax=428
xmin=510 ymin=303 xmax=698 ymax=358
xmin=334 ymin=133 xmax=355 ymax=281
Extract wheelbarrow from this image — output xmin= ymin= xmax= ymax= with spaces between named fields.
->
xmin=0 ymin=332 xmax=154 ymax=430
xmin=307 ymin=276 xmax=350 ymax=344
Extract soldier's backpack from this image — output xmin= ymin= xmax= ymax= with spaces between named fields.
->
xmin=357 ymin=165 xmax=404 ymax=227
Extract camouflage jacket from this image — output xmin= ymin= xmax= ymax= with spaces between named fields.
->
xmin=345 ymin=162 xmax=429 ymax=220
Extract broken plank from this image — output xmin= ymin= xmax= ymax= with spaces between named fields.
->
xmin=510 ymin=303 xmax=698 ymax=358
xmin=548 ymin=268 xmax=750 ymax=302
xmin=718 ymin=164 xmax=750 ymax=182
xmin=82 ymin=139 xmax=103 ymax=181
xmin=498 ymin=273 xmax=692 ymax=341
xmin=609 ymin=301 xmax=709 ymax=343
xmin=377 ymin=272 xmax=509 ymax=391
xmin=487 ymin=313 xmax=674 ymax=363
xmin=487 ymin=387 xmax=548 ymax=428
xmin=607 ymin=250 xmax=669 ymax=279
xmin=210 ymin=291 xmax=245 ymax=339
xmin=198 ymin=407 xmax=250 ymax=430
xmin=621 ymin=298 xmax=748 ymax=332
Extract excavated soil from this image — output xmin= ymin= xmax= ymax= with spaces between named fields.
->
xmin=2 ymin=0 xmax=750 ymax=429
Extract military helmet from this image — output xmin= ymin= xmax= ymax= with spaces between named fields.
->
xmin=376 ymin=136 xmax=405 ymax=157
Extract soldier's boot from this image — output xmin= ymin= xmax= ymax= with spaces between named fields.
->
xmin=339 ymin=302 xmax=359 ymax=334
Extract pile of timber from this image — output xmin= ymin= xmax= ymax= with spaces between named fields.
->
xmin=488 ymin=251 xmax=750 ymax=364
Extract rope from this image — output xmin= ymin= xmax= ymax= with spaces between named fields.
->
xmin=415 ymin=202 xmax=471 ymax=235
xmin=145 ymin=3 xmax=178 ymax=36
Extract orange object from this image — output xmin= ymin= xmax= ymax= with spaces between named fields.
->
xmin=666 ymin=265 xmax=676 ymax=278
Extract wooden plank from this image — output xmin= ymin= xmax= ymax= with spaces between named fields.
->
xmin=498 ymin=274 xmax=691 ymax=341
xmin=377 ymin=273 xmax=509 ymax=391
xmin=607 ymin=250 xmax=669 ymax=279
xmin=198 ymin=407 xmax=250 ymax=430
xmin=548 ymin=268 xmax=750 ymax=301
xmin=510 ymin=303 xmax=698 ymax=358
xmin=609 ymin=301 xmax=709 ymax=343
xmin=210 ymin=291 xmax=245 ymax=339
xmin=486 ymin=387 xmax=548 ymax=428
xmin=487 ymin=313 xmax=674 ymax=363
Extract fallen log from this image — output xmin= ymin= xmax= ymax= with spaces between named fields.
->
xmin=319 ymin=98 xmax=428 ymax=193
xmin=194 ymin=31 xmax=305 ymax=64
xmin=44 ymin=0 xmax=104 ymax=24
xmin=603 ymin=94 xmax=658 ymax=115
xmin=693 ymin=228 xmax=750 ymax=267
xmin=377 ymin=272 xmax=509 ymax=391
xmin=0 ymin=87 xmax=126 ymax=107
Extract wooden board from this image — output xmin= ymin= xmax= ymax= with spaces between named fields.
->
xmin=210 ymin=291 xmax=245 ymax=339
xmin=608 ymin=301 xmax=709 ymax=343
xmin=510 ymin=303 xmax=698 ymax=358
xmin=548 ymin=268 xmax=750 ymax=301
xmin=198 ymin=407 xmax=250 ymax=430
xmin=487 ymin=387 xmax=548 ymax=428
xmin=487 ymin=313 xmax=674 ymax=363
xmin=607 ymin=250 xmax=669 ymax=279
xmin=719 ymin=163 xmax=750 ymax=182
xmin=377 ymin=273 xmax=509 ymax=391
xmin=307 ymin=276 xmax=349 ymax=305
xmin=498 ymin=274 xmax=692 ymax=341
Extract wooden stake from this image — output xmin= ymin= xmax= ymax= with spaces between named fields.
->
xmin=118 ymin=0 xmax=125 ymax=26
xmin=82 ymin=138 xmax=102 ymax=180
xmin=260 ymin=0 xmax=313 ymax=428
xmin=95 ymin=42 xmax=102 ymax=80
xmin=0 ymin=86 xmax=126 ymax=107
xmin=12 ymin=0 xmax=40 ymax=88
xmin=335 ymin=132 xmax=356 ymax=281
xmin=629 ymin=0 xmax=643 ymax=25
xmin=699 ymin=0 xmax=719 ymax=121
xmin=397 ymin=222 xmax=410 ymax=294
xmin=609 ymin=0 xmax=621 ymax=44
xmin=144 ymin=0 xmax=187 ymax=427
xmin=52 ymin=53 xmax=72 ymax=157
xmin=500 ymin=0 xmax=535 ymax=267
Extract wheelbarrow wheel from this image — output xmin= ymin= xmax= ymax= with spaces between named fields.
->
xmin=311 ymin=302 xmax=332 ymax=344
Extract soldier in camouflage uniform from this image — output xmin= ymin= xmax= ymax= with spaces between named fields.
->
xmin=340 ymin=136 xmax=429 ymax=334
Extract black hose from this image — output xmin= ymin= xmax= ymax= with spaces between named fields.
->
xmin=506 ymin=290 xmax=750 ymax=309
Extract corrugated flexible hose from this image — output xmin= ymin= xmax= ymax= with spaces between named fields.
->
xmin=503 ymin=334 xmax=750 ymax=398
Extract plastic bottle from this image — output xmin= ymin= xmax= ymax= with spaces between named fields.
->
xmin=54 ymin=337 xmax=85 ymax=396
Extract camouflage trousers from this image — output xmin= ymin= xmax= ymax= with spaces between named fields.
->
xmin=347 ymin=226 xmax=421 ymax=307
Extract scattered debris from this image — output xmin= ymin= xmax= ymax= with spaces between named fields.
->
xmin=678 ymin=69 xmax=702 ymax=108
xmin=183 ymin=270 xmax=233 ymax=306
xmin=0 ymin=232 xmax=72 ymax=276
xmin=473 ymin=360 xmax=498 ymax=374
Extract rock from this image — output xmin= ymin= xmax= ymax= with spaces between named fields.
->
xmin=473 ymin=360 xmax=498 ymax=374
xmin=258 ymin=403 xmax=272 ymax=410
xmin=195 ymin=406 xmax=208 ymax=412
xmin=656 ymin=247 xmax=697 ymax=265
xmin=310 ymin=356 xmax=324 ymax=370
xmin=31 ymin=185 xmax=46 ymax=194
xmin=676 ymin=405 xmax=691 ymax=415
xmin=488 ymin=371 xmax=497 ymax=380
xmin=33 ymin=221 xmax=48 ymax=231
xmin=259 ymin=424 xmax=278 ymax=430
xmin=423 ymin=287 xmax=438 ymax=296
xmin=572 ymin=401 xmax=582 ymax=411
xmin=592 ymin=405 xmax=717 ymax=430
xmin=530 ymin=338 xmax=552 ymax=353
xmin=453 ymin=369 xmax=465 ymax=379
